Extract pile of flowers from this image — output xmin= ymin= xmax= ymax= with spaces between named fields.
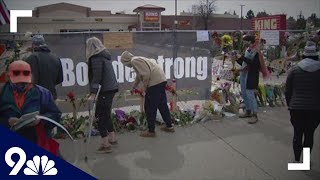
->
xmin=111 ymin=109 xmax=147 ymax=132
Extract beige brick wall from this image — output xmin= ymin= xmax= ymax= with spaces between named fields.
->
xmin=38 ymin=10 xmax=87 ymax=18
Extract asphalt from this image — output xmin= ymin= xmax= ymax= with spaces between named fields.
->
xmin=58 ymin=106 xmax=320 ymax=180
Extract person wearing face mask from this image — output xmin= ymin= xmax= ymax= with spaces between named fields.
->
xmin=236 ymin=35 xmax=262 ymax=124
xmin=0 ymin=60 xmax=62 ymax=155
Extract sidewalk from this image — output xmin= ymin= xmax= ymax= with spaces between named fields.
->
xmin=59 ymin=107 xmax=320 ymax=180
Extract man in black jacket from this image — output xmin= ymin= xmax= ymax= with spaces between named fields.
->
xmin=26 ymin=35 xmax=63 ymax=100
xmin=285 ymin=41 xmax=320 ymax=162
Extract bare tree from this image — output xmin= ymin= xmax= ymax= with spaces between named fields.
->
xmin=194 ymin=0 xmax=217 ymax=30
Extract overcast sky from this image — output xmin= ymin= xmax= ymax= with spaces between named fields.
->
xmin=4 ymin=0 xmax=320 ymax=19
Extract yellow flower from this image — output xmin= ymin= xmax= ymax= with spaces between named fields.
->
xmin=221 ymin=35 xmax=233 ymax=48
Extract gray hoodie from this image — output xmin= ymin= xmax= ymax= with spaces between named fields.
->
xmin=298 ymin=58 xmax=320 ymax=72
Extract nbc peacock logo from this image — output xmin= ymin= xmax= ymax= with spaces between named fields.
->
xmin=24 ymin=155 xmax=58 ymax=176
xmin=5 ymin=147 xmax=58 ymax=176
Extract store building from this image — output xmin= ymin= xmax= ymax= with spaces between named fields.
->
xmin=0 ymin=2 xmax=252 ymax=33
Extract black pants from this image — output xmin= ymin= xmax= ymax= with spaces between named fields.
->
xmin=290 ymin=110 xmax=320 ymax=161
xmin=95 ymin=91 xmax=116 ymax=138
xmin=145 ymin=82 xmax=173 ymax=133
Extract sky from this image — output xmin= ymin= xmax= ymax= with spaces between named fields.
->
xmin=4 ymin=0 xmax=320 ymax=19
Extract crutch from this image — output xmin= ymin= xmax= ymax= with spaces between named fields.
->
xmin=85 ymin=85 xmax=101 ymax=163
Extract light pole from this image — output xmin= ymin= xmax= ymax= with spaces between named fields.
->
xmin=173 ymin=0 xmax=178 ymax=80
xmin=171 ymin=0 xmax=178 ymax=111
xmin=240 ymin=4 xmax=245 ymax=30
xmin=175 ymin=0 xmax=178 ymax=30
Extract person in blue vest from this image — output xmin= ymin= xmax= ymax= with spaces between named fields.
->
xmin=0 ymin=60 xmax=62 ymax=155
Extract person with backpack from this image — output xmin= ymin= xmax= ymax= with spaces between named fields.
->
xmin=0 ymin=60 xmax=62 ymax=155
xmin=25 ymin=34 xmax=63 ymax=100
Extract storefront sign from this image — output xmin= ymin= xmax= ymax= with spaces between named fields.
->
xmin=252 ymin=15 xmax=286 ymax=45
xmin=252 ymin=15 xmax=286 ymax=31
xmin=144 ymin=12 xmax=159 ymax=22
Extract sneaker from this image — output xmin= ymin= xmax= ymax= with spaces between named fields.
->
xmin=248 ymin=114 xmax=258 ymax=124
xmin=160 ymin=125 xmax=175 ymax=133
xmin=97 ymin=146 xmax=112 ymax=153
xmin=140 ymin=131 xmax=156 ymax=138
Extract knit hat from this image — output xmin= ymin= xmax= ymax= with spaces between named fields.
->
xmin=303 ymin=41 xmax=318 ymax=57
xmin=32 ymin=34 xmax=45 ymax=46
xmin=121 ymin=51 xmax=134 ymax=67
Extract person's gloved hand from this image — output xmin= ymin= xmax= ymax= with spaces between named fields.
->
xmin=8 ymin=117 xmax=19 ymax=127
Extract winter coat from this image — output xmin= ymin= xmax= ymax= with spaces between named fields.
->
xmin=0 ymin=83 xmax=61 ymax=153
xmin=26 ymin=46 xmax=63 ymax=99
xmin=88 ymin=50 xmax=119 ymax=94
xmin=285 ymin=58 xmax=320 ymax=110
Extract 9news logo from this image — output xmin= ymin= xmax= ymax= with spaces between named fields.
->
xmin=4 ymin=147 xmax=58 ymax=176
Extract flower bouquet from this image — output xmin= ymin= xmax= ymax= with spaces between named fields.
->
xmin=192 ymin=101 xmax=224 ymax=123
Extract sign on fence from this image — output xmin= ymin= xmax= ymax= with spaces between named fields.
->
xmin=260 ymin=30 xmax=280 ymax=46
xmin=39 ymin=32 xmax=213 ymax=106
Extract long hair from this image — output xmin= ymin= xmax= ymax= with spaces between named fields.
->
xmin=86 ymin=37 xmax=106 ymax=61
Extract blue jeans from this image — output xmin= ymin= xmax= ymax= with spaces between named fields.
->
xmin=240 ymin=71 xmax=249 ymax=109
xmin=246 ymin=89 xmax=258 ymax=113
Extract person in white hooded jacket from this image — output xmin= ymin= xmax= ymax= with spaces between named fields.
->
xmin=121 ymin=51 xmax=174 ymax=137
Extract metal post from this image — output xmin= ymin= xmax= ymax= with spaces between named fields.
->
xmin=240 ymin=4 xmax=245 ymax=30
xmin=172 ymin=0 xmax=178 ymax=111
xmin=173 ymin=0 xmax=178 ymax=79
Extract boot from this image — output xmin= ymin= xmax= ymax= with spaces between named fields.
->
xmin=248 ymin=113 xmax=258 ymax=124
xmin=239 ymin=110 xmax=252 ymax=118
